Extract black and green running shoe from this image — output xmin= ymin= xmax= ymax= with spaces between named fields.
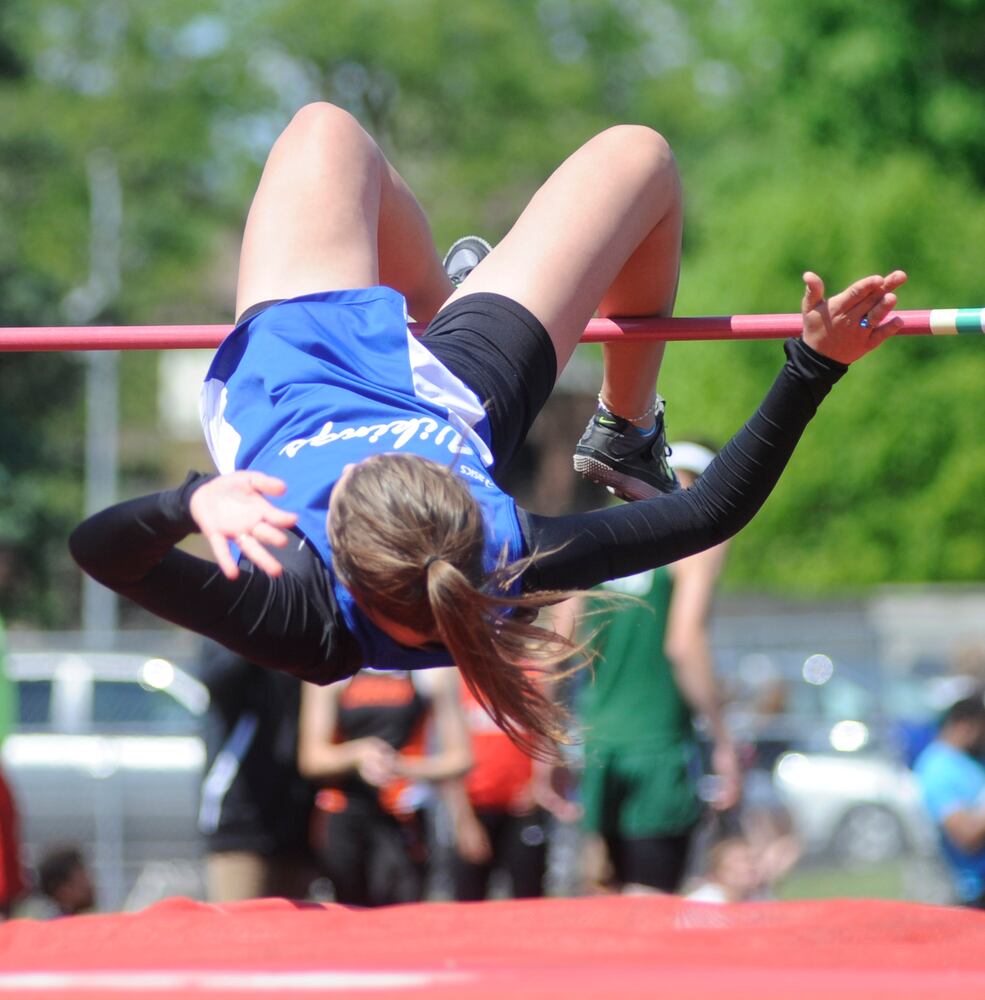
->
xmin=573 ymin=399 xmax=680 ymax=500
xmin=442 ymin=235 xmax=492 ymax=286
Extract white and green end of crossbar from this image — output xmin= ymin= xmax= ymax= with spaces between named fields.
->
xmin=929 ymin=309 xmax=985 ymax=335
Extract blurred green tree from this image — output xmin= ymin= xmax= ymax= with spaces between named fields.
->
xmin=0 ymin=0 xmax=269 ymax=621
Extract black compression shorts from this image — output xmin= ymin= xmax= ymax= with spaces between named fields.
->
xmin=420 ymin=293 xmax=556 ymax=470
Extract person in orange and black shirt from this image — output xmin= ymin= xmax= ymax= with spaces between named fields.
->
xmin=298 ymin=666 xmax=470 ymax=907
xmin=442 ymin=679 xmax=580 ymax=901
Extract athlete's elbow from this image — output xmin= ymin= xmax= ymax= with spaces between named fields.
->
xmin=68 ymin=520 xmax=103 ymax=579
xmin=68 ymin=517 xmax=136 ymax=590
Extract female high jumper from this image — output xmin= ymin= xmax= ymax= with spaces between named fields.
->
xmin=70 ymin=102 xmax=907 ymax=756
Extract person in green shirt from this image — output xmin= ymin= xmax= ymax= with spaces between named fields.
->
xmin=567 ymin=443 xmax=741 ymax=893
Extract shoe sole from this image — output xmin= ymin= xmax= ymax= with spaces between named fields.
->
xmin=442 ymin=235 xmax=493 ymax=270
xmin=572 ymin=454 xmax=664 ymax=502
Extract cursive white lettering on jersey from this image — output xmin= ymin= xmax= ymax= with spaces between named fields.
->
xmin=279 ymin=417 xmax=475 ymax=460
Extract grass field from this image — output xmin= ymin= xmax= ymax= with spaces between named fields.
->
xmin=777 ymin=861 xmax=903 ymax=900
xmin=776 ymin=856 xmax=954 ymax=903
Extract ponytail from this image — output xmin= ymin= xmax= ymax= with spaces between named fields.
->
xmin=426 ymin=555 xmax=578 ymax=758
xmin=329 ymin=453 xmax=596 ymax=760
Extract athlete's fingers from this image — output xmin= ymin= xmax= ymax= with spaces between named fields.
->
xmin=247 ymin=471 xmax=287 ymax=496
xmin=843 ymin=291 xmax=887 ymax=325
xmin=868 ymin=313 xmax=904 ymax=349
xmin=864 ymin=292 xmax=898 ymax=330
xmin=831 ymin=274 xmax=886 ymax=314
xmin=840 ymin=273 xmax=906 ymax=333
xmin=259 ymin=501 xmax=298 ymax=529
xmin=206 ymin=532 xmax=240 ymax=580
xmin=881 ymin=269 xmax=908 ymax=293
xmin=802 ymin=271 xmax=825 ymax=312
xmin=252 ymin=521 xmax=290 ymax=549
xmin=238 ymin=534 xmax=284 ymax=577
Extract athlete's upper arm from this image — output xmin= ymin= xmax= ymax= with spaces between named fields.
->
xmin=126 ymin=546 xmax=360 ymax=684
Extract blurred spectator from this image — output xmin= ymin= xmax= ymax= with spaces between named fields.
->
xmin=953 ymin=645 xmax=985 ymax=686
xmin=561 ymin=442 xmax=741 ymax=894
xmin=685 ymin=836 xmax=763 ymax=903
xmin=913 ymin=692 xmax=985 ymax=906
xmin=0 ymin=614 xmax=27 ymax=917
xmin=298 ymin=666 xmax=471 ymax=907
xmin=441 ymin=677 xmax=580 ymax=900
xmin=738 ymin=783 xmax=801 ymax=889
xmin=22 ymin=846 xmax=95 ymax=918
xmin=196 ymin=642 xmax=317 ymax=903
xmin=730 ymin=658 xmax=792 ymax=772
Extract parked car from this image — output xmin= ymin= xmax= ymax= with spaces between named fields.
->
xmin=3 ymin=649 xmax=209 ymax=910
xmin=720 ymin=652 xmax=942 ymax=865
xmin=771 ymin=749 xmax=936 ymax=865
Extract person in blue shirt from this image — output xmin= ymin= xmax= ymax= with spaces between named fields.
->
xmin=71 ymin=102 xmax=906 ymax=759
xmin=914 ymin=693 xmax=985 ymax=906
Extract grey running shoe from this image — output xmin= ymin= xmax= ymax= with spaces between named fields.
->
xmin=573 ymin=399 xmax=680 ymax=500
xmin=442 ymin=235 xmax=492 ymax=286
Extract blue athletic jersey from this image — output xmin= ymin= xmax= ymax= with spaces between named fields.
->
xmin=914 ymin=739 xmax=985 ymax=902
xmin=199 ymin=287 xmax=525 ymax=670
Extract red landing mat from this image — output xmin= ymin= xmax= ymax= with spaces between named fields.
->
xmin=1 ymin=895 xmax=983 ymax=999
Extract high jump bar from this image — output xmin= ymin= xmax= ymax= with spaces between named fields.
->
xmin=1 ymin=308 xmax=983 ymax=351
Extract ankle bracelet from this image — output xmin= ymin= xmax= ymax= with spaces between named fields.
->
xmin=597 ymin=394 xmax=659 ymax=424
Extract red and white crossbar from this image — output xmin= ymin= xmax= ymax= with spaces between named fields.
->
xmin=0 ymin=309 xmax=982 ymax=351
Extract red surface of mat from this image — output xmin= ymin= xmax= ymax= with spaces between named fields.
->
xmin=1 ymin=895 xmax=983 ymax=999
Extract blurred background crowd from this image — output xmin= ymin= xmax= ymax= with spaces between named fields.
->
xmin=5 ymin=603 xmax=985 ymax=916
xmin=2 ymin=0 xmax=985 ymax=918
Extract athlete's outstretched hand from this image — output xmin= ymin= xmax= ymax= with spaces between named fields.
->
xmin=801 ymin=269 xmax=908 ymax=364
xmin=189 ymin=471 xmax=298 ymax=579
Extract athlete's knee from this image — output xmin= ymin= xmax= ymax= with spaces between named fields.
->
xmin=283 ymin=102 xmax=374 ymax=155
xmin=595 ymin=124 xmax=678 ymax=185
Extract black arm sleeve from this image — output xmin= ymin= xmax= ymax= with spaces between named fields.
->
xmin=68 ymin=472 xmax=362 ymax=684
xmin=519 ymin=338 xmax=847 ymax=591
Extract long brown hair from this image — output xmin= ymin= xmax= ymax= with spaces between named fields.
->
xmin=328 ymin=453 xmax=589 ymax=759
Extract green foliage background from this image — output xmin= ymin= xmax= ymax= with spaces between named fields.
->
xmin=1 ymin=0 xmax=983 ymax=623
